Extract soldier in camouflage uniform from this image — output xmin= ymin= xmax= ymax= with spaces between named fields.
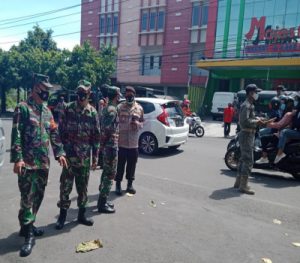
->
xmin=234 ymin=84 xmax=264 ymax=195
xmin=55 ymin=80 xmax=101 ymax=229
xmin=97 ymin=86 xmax=120 ymax=213
xmin=11 ymin=73 xmax=67 ymax=257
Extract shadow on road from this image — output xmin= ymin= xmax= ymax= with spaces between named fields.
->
xmin=209 ymin=187 xmax=241 ymax=200
xmin=139 ymin=148 xmax=184 ymax=159
xmin=220 ymin=169 xmax=300 ymax=189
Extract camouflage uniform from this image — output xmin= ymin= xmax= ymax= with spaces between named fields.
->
xmin=11 ymin=97 xmax=65 ymax=226
xmin=57 ymin=101 xmax=100 ymax=209
xmin=235 ymin=98 xmax=259 ymax=193
xmin=98 ymin=102 xmax=119 ymax=198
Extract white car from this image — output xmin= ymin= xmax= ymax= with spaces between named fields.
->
xmin=0 ymin=119 xmax=5 ymax=171
xmin=136 ymin=98 xmax=189 ymax=155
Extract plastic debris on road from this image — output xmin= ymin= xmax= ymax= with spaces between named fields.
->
xmin=76 ymin=239 xmax=103 ymax=253
xmin=272 ymin=219 xmax=282 ymax=225
xmin=261 ymin=258 xmax=272 ymax=263
xmin=150 ymin=200 xmax=156 ymax=208
xmin=292 ymin=242 xmax=300 ymax=247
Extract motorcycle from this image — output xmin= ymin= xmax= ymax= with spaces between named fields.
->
xmin=224 ymin=133 xmax=300 ymax=180
xmin=186 ymin=114 xmax=205 ymax=137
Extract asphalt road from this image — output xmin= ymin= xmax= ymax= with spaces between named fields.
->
xmin=0 ymin=119 xmax=300 ymax=263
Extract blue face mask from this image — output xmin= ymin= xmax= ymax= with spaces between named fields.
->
xmin=280 ymin=104 xmax=286 ymax=111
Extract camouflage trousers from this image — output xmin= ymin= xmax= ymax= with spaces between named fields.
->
xmin=237 ymin=131 xmax=255 ymax=178
xmin=99 ymin=147 xmax=118 ymax=198
xmin=18 ymin=169 xmax=48 ymax=226
xmin=57 ymin=163 xmax=90 ymax=210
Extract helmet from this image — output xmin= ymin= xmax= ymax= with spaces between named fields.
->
xmin=245 ymin=84 xmax=261 ymax=94
xmin=286 ymin=96 xmax=294 ymax=105
xmin=270 ymin=97 xmax=280 ymax=110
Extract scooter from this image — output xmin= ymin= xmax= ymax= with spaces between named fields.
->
xmin=224 ymin=133 xmax=300 ymax=180
xmin=186 ymin=114 xmax=205 ymax=137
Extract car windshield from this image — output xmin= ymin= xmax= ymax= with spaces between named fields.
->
xmin=163 ymin=102 xmax=184 ymax=118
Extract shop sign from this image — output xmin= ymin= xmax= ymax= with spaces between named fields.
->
xmin=244 ymin=16 xmax=300 ymax=54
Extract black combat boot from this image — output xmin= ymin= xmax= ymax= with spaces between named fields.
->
xmin=19 ymin=225 xmax=44 ymax=237
xmin=115 ymin=181 xmax=122 ymax=196
xmin=19 ymin=223 xmax=35 ymax=257
xmin=78 ymin=208 xmax=94 ymax=226
xmin=97 ymin=195 xmax=114 ymax=209
xmin=126 ymin=180 xmax=136 ymax=194
xmin=55 ymin=209 xmax=67 ymax=230
xmin=98 ymin=196 xmax=115 ymax=214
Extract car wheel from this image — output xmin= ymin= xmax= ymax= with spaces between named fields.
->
xmin=139 ymin=133 xmax=158 ymax=155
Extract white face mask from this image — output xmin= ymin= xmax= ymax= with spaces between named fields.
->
xmin=252 ymin=93 xmax=259 ymax=101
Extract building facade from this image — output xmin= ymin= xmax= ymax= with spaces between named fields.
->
xmin=197 ymin=0 xmax=300 ymax=110
xmin=81 ymin=0 xmax=217 ymax=107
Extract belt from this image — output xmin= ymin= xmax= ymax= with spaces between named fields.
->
xmin=241 ymin=128 xmax=256 ymax=133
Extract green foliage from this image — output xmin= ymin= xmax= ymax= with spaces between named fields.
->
xmin=0 ymin=26 xmax=116 ymax=113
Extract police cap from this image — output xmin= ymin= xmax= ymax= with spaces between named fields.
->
xmin=245 ymin=84 xmax=261 ymax=94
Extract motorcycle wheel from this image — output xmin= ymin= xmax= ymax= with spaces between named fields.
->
xmin=225 ymin=149 xmax=238 ymax=171
xmin=195 ymin=126 xmax=205 ymax=137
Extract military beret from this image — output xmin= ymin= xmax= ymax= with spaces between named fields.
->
xmin=107 ymin=86 xmax=120 ymax=97
xmin=33 ymin=73 xmax=53 ymax=89
xmin=77 ymin=79 xmax=91 ymax=92
xmin=125 ymin=86 xmax=136 ymax=94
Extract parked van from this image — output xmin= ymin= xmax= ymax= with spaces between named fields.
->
xmin=211 ymin=92 xmax=236 ymax=120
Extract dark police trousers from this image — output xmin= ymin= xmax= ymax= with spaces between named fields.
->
xmin=115 ymin=147 xmax=139 ymax=182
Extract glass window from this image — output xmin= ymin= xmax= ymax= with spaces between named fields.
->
xmin=101 ymin=0 xmax=105 ymax=13
xmin=107 ymin=0 xmax=112 ymax=12
xmin=284 ymin=14 xmax=297 ymax=27
xmin=216 ymin=21 xmax=225 ymax=37
xmin=218 ymin=5 xmax=226 ymax=21
xmin=114 ymin=0 xmax=119 ymax=12
xmin=138 ymin=102 xmax=155 ymax=114
xmin=286 ymin=0 xmax=298 ymax=14
xmin=141 ymin=12 xmax=148 ymax=31
xmin=254 ymin=1 xmax=264 ymax=18
xmin=158 ymin=56 xmax=162 ymax=69
xmin=230 ymin=4 xmax=239 ymax=20
xmin=106 ymin=14 xmax=112 ymax=34
xmin=274 ymin=0 xmax=286 ymax=15
xmin=112 ymin=36 xmax=118 ymax=47
xmin=150 ymin=56 xmax=154 ymax=69
xmin=192 ymin=3 xmax=200 ymax=27
xmin=273 ymin=15 xmax=284 ymax=28
xmin=244 ymin=2 xmax=254 ymax=19
xmin=157 ymin=11 xmax=165 ymax=30
xmin=149 ymin=11 xmax=156 ymax=30
xmin=229 ymin=20 xmax=238 ymax=38
xmin=100 ymin=15 xmax=105 ymax=34
xmin=201 ymin=5 xmax=208 ymax=26
xmin=264 ymin=0 xmax=275 ymax=17
xmin=219 ymin=0 xmax=227 ymax=7
xmin=113 ymin=14 xmax=118 ymax=33
xmin=190 ymin=30 xmax=198 ymax=43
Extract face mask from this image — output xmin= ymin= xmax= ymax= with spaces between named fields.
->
xmin=126 ymin=95 xmax=135 ymax=104
xmin=252 ymin=93 xmax=259 ymax=101
xmin=38 ymin=90 xmax=49 ymax=101
xmin=77 ymin=92 xmax=88 ymax=102
xmin=280 ymin=104 xmax=286 ymax=111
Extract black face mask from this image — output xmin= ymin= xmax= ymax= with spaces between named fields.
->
xmin=126 ymin=95 xmax=134 ymax=104
xmin=77 ymin=92 xmax=87 ymax=102
xmin=38 ymin=90 xmax=49 ymax=101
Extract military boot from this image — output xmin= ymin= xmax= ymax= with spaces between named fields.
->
xmin=233 ymin=176 xmax=241 ymax=189
xmin=115 ymin=181 xmax=122 ymax=196
xmin=97 ymin=195 xmax=114 ymax=209
xmin=19 ymin=223 xmax=35 ymax=257
xmin=239 ymin=176 xmax=255 ymax=195
xmin=126 ymin=180 xmax=136 ymax=195
xmin=19 ymin=225 xmax=44 ymax=237
xmin=55 ymin=209 xmax=67 ymax=230
xmin=98 ymin=196 xmax=115 ymax=214
xmin=78 ymin=208 xmax=94 ymax=226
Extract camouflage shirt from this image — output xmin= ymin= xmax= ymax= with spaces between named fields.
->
xmin=10 ymin=96 xmax=65 ymax=170
xmin=100 ymin=102 xmax=119 ymax=149
xmin=59 ymin=101 xmax=100 ymax=167
xmin=239 ymin=98 xmax=258 ymax=130
xmin=117 ymin=101 xmax=144 ymax=149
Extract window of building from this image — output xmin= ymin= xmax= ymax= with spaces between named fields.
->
xmin=149 ymin=11 xmax=156 ymax=31
xmin=192 ymin=3 xmax=200 ymax=27
xmin=113 ymin=14 xmax=118 ymax=33
xmin=201 ymin=5 xmax=208 ymax=26
xmin=106 ymin=14 xmax=112 ymax=34
xmin=158 ymin=56 xmax=162 ymax=69
xmin=100 ymin=15 xmax=105 ymax=34
xmin=157 ymin=11 xmax=165 ymax=30
xmin=191 ymin=1 xmax=208 ymax=27
xmin=140 ymin=53 xmax=162 ymax=76
xmin=101 ymin=0 xmax=105 ymax=13
xmin=150 ymin=56 xmax=155 ymax=69
xmin=141 ymin=11 xmax=148 ymax=31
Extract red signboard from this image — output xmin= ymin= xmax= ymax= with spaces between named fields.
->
xmin=245 ymin=16 xmax=300 ymax=54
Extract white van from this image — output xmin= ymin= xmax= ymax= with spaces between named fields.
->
xmin=211 ymin=92 xmax=236 ymax=120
